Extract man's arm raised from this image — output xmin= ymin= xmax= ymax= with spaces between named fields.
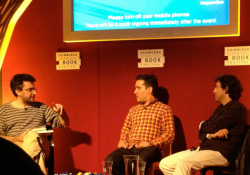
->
xmin=52 ymin=103 xmax=66 ymax=127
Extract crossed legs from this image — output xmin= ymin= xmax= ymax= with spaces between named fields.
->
xmin=15 ymin=131 xmax=50 ymax=175
xmin=159 ymin=148 xmax=229 ymax=175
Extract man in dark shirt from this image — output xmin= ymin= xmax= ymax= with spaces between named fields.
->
xmin=159 ymin=75 xmax=247 ymax=175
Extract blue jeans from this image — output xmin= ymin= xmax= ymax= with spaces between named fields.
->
xmin=105 ymin=146 xmax=162 ymax=175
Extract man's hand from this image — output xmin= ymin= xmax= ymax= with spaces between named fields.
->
xmin=118 ymin=140 xmax=128 ymax=148
xmin=136 ymin=141 xmax=153 ymax=148
xmin=15 ymin=129 xmax=31 ymax=142
xmin=53 ymin=103 xmax=63 ymax=115
xmin=210 ymin=129 xmax=229 ymax=139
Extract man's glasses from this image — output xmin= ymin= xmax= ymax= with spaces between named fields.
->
xmin=22 ymin=88 xmax=37 ymax=93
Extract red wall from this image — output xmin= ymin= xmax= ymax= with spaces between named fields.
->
xmin=2 ymin=0 xmax=250 ymax=174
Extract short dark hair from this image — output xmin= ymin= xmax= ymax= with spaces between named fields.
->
xmin=136 ymin=74 xmax=158 ymax=89
xmin=10 ymin=74 xmax=36 ymax=97
xmin=215 ymin=75 xmax=243 ymax=100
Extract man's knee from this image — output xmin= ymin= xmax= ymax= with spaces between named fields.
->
xmin=105 ymin=148 xmax=128 ymax=162
xmin=25 ymin=130 xmax=39 ymax=137
xmin=22 ymin=131 xmax=43 ymax=157
xmin=159 ymin=160 xmax=165 ymax=171
xmin=159 ymin=157 xmax=174 ymax=172
xmin=105 ymin=150 xmax=121 ymax=162
xmin=176 ymin=158 xmax=194 ymax=169
xmin=105 ymin=155 xmax=113 ymax=161
xmin=138 ymin=146 xmax=162 ymax=162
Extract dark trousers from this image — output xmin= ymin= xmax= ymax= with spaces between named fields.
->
xmin=105 ymin=146 xmax=162 ymax=175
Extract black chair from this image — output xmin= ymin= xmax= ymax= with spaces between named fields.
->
xmin=46 ymin=133 xmax=55 ymax=175
xmin=200 ymin=125 xmax=250 ymax=175
xmin=45 ymin=123 xmax=55 ymax=175
xmin=146 ymin=144 xmax=172 ymax=175
xmin=200 ymin=165 xmax=234 ymax=175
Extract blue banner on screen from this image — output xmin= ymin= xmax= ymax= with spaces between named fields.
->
xmin=73 ymin=0 xmax=229 ymax=31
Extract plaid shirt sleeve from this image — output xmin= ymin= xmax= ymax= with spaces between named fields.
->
xmin=150 ymin=107 xmax=175 ymax=147
xmin=120 ymin=109 xmax=132 ymax=142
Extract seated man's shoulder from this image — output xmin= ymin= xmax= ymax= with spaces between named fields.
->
xmin=156 ymin=101 xmax=172 ymax=110
xmin=129 ymin=104 xmax=140 ymax=111
xmin=230 ymin=100 xmax=247 ymax=111
xmin=0 ymin=102 xmax=12 ymax=107
xmin=0 ymin=103 xmax=12 ymax=113
xmin=0 ymin=103 xmax=10 ymax=108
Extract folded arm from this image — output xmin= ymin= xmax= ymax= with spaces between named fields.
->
xmin=199 ymin=104 xmax=246 ymax=141
xmin=201 ymin=106 xmax=245 ymax=134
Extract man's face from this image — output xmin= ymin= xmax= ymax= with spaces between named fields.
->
xmin=213 ymin=81 xmax=227 ymax=103
xmin=134 ymin=80 xmax=150 ymax=103
xmin=16 ymin=81 xmax=36 ymax=104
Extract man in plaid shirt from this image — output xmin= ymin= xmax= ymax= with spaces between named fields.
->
xmin=105 ymin=74 xmax=175 ymax=175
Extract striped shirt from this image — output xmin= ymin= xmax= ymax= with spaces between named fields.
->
xmin=0 ymin=102 xmax=63 ymax=136
xmin=120 ymin=100 xmax=175 ymax=151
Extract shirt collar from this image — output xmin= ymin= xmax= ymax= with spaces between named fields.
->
xmin=140 ymin=98 xmax=158 ymax=108
xmin=221 ymin=99 xmax=235 ymax=109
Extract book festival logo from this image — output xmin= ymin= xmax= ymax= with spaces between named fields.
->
xmin=56 ymin=52 xmax=81 ymax=70
xmin=224 ymin=46 xmax=250 ymax=66
xmin=138 ymin=49 xmax=165 ymax=68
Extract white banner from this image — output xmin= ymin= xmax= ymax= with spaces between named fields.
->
xmin=56 ymin=52 xmax=81 ymax=70
xmin=138 ymin=49 xmax=165 ymax=68
xmin=224 ymin=46 xmax=250 ymax=66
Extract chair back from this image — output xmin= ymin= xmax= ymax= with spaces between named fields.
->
xmin=235 ymin=125 xmax=250 ymax=175
xmin=146 ymin=143 xmax=172 ymax=175
xmin=200 ymin=125 xmax=250 ymax=175
xmin=46 ymin=128 xmax=54 ymax=175
xmin=162 ymin=143 xmax=172 ymax=158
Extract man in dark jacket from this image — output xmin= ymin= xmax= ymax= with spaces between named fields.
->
xmin=159 ymin=75 xmax=247 ymax=175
